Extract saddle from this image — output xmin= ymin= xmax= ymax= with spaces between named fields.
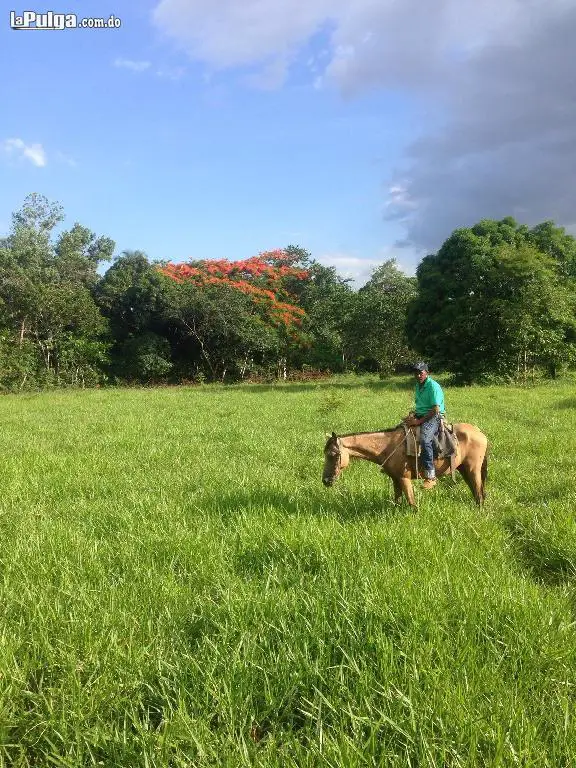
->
xmin=402 ymin=417 xmax=459 ymax=480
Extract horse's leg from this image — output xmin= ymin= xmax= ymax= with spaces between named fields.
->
xmin=481 ymin=454 xmax=488 ymax=502
xmin=392 ymin=477 xmax=403 ymax=505
xmin=399 ymin=477 xmax=416 ymax=507
xmin=457 ymin=464 xmax=475 ymax=497
xmin=458 ymin=462 xmax=483 ymax=506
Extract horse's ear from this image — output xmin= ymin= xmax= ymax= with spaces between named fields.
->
xmin=332 ymin=431 xmax=337 ymax=438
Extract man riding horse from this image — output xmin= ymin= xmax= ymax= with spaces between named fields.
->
xmin=323 ymin=361 xmax=487 ymax=506
xmin=402 ymin=361 xmax=445 ymax=490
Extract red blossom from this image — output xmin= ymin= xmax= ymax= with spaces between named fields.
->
xmin=158 ymin=249 xmax=309 ymax=330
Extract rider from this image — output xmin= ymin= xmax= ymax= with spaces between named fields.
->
xmin=403 ymin=361 xmax=445 ymax=490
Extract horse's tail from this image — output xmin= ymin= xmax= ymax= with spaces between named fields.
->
xmin=481 ymin=450 xmax=488 ymax=500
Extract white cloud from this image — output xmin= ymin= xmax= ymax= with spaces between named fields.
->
xmin=315 ymin=252 xmax=384 ymax=287
xmin=316 ymin=242 xmax=421 ymax=286
xmin=114 ymin=57 xmax=187 ymax=80
xmin=385 ymin=184 xmax=417 ymax=217
xmin=155 ymin=65 xmax=186 ymax=80
xmin=113 ymin=57 xmax=152 ymax=72
xmin=243 ymin=57 xmax=289 ymax=90
xmin=2 ymin=138 xmax=46 ymax=167
xmin=152 ymin=0 xmax=340 ymax=79
xmin=150 ymin=0 xmax=539 ymax=90
xmin=55 ymin=150 xmax=77 ymax=167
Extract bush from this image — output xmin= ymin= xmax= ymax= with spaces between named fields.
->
xmin=0 ymin=337 xmax=41 ymax=392
xmin=112 ymin=333 xmax=173 ymax=383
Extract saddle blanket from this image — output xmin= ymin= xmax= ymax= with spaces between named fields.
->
xmin=403 ymin=419 xmax=459 ymax=459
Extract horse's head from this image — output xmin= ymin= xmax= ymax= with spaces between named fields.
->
xmin=322 ymin=432 xmax=350 ymax=487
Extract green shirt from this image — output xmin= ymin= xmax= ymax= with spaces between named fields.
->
xmin=415 ymin=376 xmax=445 ymax=417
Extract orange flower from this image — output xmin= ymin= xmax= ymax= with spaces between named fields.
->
xmin=158 ymin=250 xmax=310 ymax=330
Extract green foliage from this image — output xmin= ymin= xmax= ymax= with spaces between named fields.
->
xmin=114 ymin=332 xmax=173 ymax=382
xmin=94 ymin=250 xmax=177 ymax=383
xmin=0 ymin=194 xmax=114 ymax=390
xmin=288 ymin=258 xmax=354 ymax=372
xmin=53 ymin=334 xmax=111 ymax=387
xmin=94 ymin=250 xmax=171 ymax=339
xmin=165 ymin=279 xmax=284 ymax=382
xmin=526 ymin=220 xmax=576 ymax=278
xmin=4 ymin=194 xmax=576 ymax=390
xmin=11 ymin=191 xmax=64 ymax=233
xmin=0 ymin=335 xmax=40 ymax=391
xmin=344 ymin=260 xmax=417 ymax=376
xmin=54 ymin=223 xmax=114 ymax=287
xmin=407 ymin=218 xmax=576 ymax=383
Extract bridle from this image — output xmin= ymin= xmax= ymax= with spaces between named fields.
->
xmin=324 ymin=437 xmax=342 ymax=481
xmin=323 ymin=428 xmax=421 ymax=493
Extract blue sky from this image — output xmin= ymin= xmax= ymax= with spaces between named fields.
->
xmin=2 ymin=1 xmax=573 ymax=285
xmin=1 ymin=1 xmax=426 ymax=285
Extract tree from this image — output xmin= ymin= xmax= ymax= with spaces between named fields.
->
xmin=525 ymin=221 xmax=576 ymax=278
xmin=161 ymin=279 xmax=282 ymax=381
xmin=0 ymin=193 xmax=114 ymax=387
xmin=94 ymin=250 xmax=176 ymax=382
xmin=11 ymin=191 xmax=64 ymax=234
xmin=0 ymin=194 xmax=63 ymax=345
xmin=95 ymin=250 xmax=171 ymax=339
xmin=158 ymin=250 xmax=308 ymax=331
xmin=286 ymin=259 xmax=354 ymax=372
xmin=55 ymin=223 xmax=114 ymax=287
xmin=158 ymin=250 xmax=311 ymax=380
xmin=407 ymin=219 xmax=576 ymax=383
xmin=343 ymin=260 xmax=417 ymax=376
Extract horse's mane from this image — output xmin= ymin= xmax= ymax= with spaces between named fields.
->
xmin=324 ymin=427 xmax=402 ymax=450
xmin=338 ymin=426 xmax=402 ymax=437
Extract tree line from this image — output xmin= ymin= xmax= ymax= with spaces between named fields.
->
xmin=1 ymin=193 xmax=575 ymax=391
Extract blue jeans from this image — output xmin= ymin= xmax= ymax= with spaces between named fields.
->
xmin=419 ymin=415 xmax=441 ymax=478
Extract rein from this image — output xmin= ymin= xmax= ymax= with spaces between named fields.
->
xmin=334 ymin=439 xmax=342 ymax=472
xmin=336 ymin=426 xmax=419 ymax=477
xmin=379 ymin=431 xmax=407 ymax=466
xmin=379 ymin=427 xmax=419 ymax=479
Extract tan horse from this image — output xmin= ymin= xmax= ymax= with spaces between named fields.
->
xmin=322 ymin=424 xmax=488 ymax=507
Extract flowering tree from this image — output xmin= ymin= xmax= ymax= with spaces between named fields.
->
xmin=159 ymin=249 xmax=308 ymax=331
xmin=157 ymin=250 xmax=311 ymax=380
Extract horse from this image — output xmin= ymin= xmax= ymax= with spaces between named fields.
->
xmin=322 ymin=423 xmax=488 ymax=507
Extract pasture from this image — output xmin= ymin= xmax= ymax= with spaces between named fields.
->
xmin=0 ymin=374 xmax=575 ymax=766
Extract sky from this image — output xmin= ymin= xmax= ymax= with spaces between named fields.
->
xmin=2 ymin=0 xmax=575 ymax=286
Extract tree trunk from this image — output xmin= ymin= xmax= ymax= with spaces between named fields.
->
xmin=182 ymin=319 xmax=216 ymax=380
xmin=524 ymin=349 xmax=528 ymax=379
xmin=240 ymin=353 xmax=250 ymax=379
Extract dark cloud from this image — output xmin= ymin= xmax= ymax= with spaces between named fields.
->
xmin=386 ymin=3 xmax=576 ymax=250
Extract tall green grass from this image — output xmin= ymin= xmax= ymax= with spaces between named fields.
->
xmin=0 ymin=375 xmax=575 ymax=766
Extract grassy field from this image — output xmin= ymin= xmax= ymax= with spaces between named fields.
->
xmin=0 ymin=373 xmax=576 ymax=766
